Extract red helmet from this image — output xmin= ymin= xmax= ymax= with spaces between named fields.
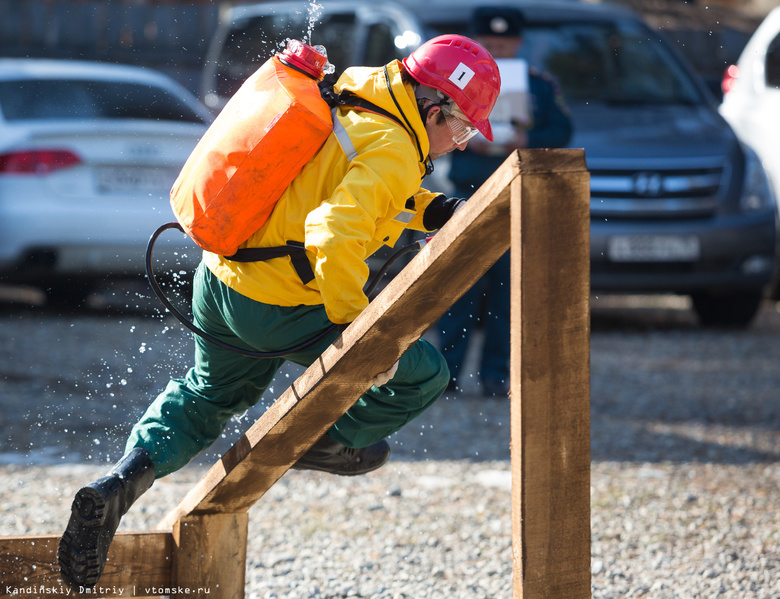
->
xmin=403 ymin=34 xmax=501 ymax=141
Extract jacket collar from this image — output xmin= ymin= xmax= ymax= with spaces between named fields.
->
xmin=335 ymin=60 xmax=431 ymax=173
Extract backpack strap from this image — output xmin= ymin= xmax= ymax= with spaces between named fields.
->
xmin=225 ymin=241 xmax=315 ymax=285
xmin=320 ymin=69 xmax=432 ymax=177
xmin=319 ymin=73 xmax=406 ymax=129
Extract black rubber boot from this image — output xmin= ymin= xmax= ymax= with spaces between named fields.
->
xmin=291 ymin=435 xmax=390 ymax=476
xmin=58 ymin=447 xmax=155 ymax=591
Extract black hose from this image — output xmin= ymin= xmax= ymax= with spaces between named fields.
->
xmin=145 ymin=222 xmax=427 ymax=358
xmin=364 ymin=237 xmax=430 ymax=298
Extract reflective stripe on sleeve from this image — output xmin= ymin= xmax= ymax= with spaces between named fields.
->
xmin=393 ymin=211 xmax=415 ymax=224
xmin=332 ymin=109 xmax=358 ymax=161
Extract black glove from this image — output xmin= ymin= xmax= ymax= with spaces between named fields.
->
xmin=422 ymin=194 xmax=467 ymax=230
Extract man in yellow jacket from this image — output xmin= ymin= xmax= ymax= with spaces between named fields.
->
xmin=59 ymin=34 xmax=501 ymax=591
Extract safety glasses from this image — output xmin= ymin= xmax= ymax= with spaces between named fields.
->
xmin=446 ymin=115 xmax=479 ymax=145
xmin=442 ymin=102 xmax=479 ymax=145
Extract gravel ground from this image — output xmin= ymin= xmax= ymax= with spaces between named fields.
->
xmin=1 ymin=284 xmax=779 ymax=598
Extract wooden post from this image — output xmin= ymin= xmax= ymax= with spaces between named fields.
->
xmin=172 ymin=513 xmax=248 ymax=599
xmin=509 ymin=151 xmax=591 ymax=598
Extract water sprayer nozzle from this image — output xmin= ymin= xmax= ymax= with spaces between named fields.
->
xmin=279 ymin=39 xmax=332 ymax=79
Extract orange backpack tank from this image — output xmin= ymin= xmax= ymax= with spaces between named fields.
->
xmin=170 ymin=40 xmax=333 ymax=257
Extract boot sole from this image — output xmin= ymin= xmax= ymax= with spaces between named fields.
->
xmin=291 ymin=463 xmax=387 ymax=476
xmin=291 ymin=449 xmax=390 ymax=476
xmin=58 ymin=486 xmax=108 ymax=589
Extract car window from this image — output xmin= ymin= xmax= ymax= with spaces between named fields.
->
xmin=214 ymin=11 xmax=360 ymax=100
xmin=519 ymin=21 xmax=702 ymax=105
xmin=765 ymin=34 xmax=780 ymax=88
xmin=0 ymin=79 xmax=208 ymax=123
xmin=213 ymin=14 xmax=292 ymax=99
xmin=310 ymin=12 xmax=359 ymax=71
xmin=423 ymin=17 xmax=702 ymax=106
xmin=363 ymin=21 xmax=405 ymax=66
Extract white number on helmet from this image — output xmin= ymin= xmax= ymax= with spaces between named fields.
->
xmin=449 ymin=62 xmax=475 ymax=90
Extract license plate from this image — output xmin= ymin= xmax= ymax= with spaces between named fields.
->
xmin=95 ymin=167 xmax=176 ymax=194
xmin=607 ymin=235 xmax=700 ymax=262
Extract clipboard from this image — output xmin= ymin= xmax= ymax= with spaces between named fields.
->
xmin=490 ymin=58 xmax=532 ymax=143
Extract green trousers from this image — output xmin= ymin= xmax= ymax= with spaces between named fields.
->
xmin=126 ymin=262 xmax=449 ymax=478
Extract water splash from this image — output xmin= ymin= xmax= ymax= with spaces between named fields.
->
xmin=280 ymin=1 xmax=334 ymax=77
xmin=305 ymin=2 xmax=324 ymax=44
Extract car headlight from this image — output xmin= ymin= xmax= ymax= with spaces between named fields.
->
xmin=740 ymin=144 xmax=776 ymax=212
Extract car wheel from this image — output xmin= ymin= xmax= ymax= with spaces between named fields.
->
xmin=767 ymin=278 xmax=780 ymax=302
xmin=690 ymin=290 xmax=764 ymax=329
xmin=766 ymin=259 xmax=780 ymax=301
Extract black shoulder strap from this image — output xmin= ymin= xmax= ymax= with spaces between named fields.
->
xmin=320 ymin=70 xmax=431 ymax=176
xmin=225 ymin=241 xmax=314 ymax=285
xmin=319 ymin=73 xmax=405 ymax=129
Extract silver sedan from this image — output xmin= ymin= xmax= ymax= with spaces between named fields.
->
xmin=0 ymin=58 xmax=212 ymax=306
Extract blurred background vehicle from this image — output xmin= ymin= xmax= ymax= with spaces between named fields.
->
xmin=0 ymin=58 xmax=212 ymax=307
xmin=203 ymin=0 xmax=777 ymax=327
xmin=719 ymin=6 xmax=780 ymax=300
xmin=201 ymin=1 xmax=423 ymax=114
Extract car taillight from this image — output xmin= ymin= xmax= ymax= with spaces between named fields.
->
xmin=0 ymin=149 xmax=82 ymax=174
xmin=722 ymin=64 xmax=739 ymax=95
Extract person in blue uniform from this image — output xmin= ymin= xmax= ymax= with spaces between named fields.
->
xmin=438 ymin=6 xmax=573 ymax=396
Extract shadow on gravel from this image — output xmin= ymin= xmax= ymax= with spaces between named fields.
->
xmin=590 ymin=417 xmax=779 ymax=464
xmin=590 ymin=293 xmax=700 ymax=332
xmin=392 ymin=295 xmax=780 ymax=465
xmin=0 ymin=278 xmax=188 ymax=319
xmin=2 ymin=289 xmax=778 ymax=469
xmin=589 ymin=295 xmax=780 ymax=465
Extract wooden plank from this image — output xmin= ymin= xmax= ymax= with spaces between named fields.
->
xmin=0 ymin=531 xmax=172 ymax=597
xmin=509 ymin=151 xmax=592 ymax=597
xmin=172 ymin=513 xmax=248 ymax=599
xmin=158 ymin=148 xmax=587 ymax=528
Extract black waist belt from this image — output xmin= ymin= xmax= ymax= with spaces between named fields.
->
xmin=224 ymin=240 xmax=315 ymax=284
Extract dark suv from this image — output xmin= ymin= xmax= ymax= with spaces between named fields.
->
xmin=203 ymin=0 xmax=777 ymax=327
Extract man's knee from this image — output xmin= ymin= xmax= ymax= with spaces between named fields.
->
xmin=404 ymin=339 xmax=450 ymax=398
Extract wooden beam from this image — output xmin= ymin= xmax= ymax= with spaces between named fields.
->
xmin=158 ymin=149 xmax=587 ymax=528
xmin=0 ymin=531 xmax=172 ymax=598
xmin=509 ymin=151 xmax=592 ymax=597
xmin=172 ymin=513 xmax=248 ymax=599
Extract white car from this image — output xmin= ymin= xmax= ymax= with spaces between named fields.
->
xmin=719 ymin=8 xmax=780 ymax=298
xmin=0 ymin=58 xmax=212 ymax=306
